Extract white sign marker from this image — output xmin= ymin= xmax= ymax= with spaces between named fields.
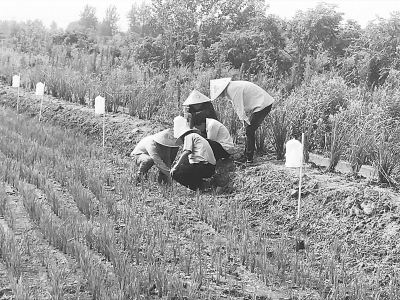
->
xmin=95 ymin=96 xmax=106 ymax=151
xmin=285 ymin=134 xmax=305 ymax=219
xmin=12 ymin=75 xmax=20 ymax=88
xmin=12 ymin=75 xmax=21 ymax=113
xmin=35 ymin=82 xmax=45 ymax=96
xmin=95 ymin=96 xmax=105 ymax=115
xmin=36 ymin=82 xmax=45 ymax=121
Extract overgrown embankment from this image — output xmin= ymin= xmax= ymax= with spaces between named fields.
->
xmin=0 ymin=82 xmax=167 ymax=156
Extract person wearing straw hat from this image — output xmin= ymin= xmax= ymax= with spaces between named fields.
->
xmin=190 ymin=111 xmax=234 ymax=162
xmin=183 ymin=90 xmax=218 ymax=121
xmin=210 ymin=78 xmax=275 ymax=164
xmin=171 ymin=116 xmax=216 ymax=191
xmin=130 ymin=129 xmax=179 ymax=184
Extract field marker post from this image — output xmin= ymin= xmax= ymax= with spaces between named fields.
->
xmin=285 ymin=134 xmax=304 ymax=219
xmin=103 ymin=113 xmax=105 ymax=149
xmin=35 ymin=82 xmax=45 ymax=121
xmin=12 ymin=74 xmax=20 ymax=113
xmin=297 ymin=133 xmax=305 ymax=219
xmin=95 ymin=96 xmax=106 ymax=158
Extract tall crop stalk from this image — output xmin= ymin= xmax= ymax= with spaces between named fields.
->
xmin=328 ymin=115 xmax=349 ymax=172
xmin=269 ymin=109 xmax=289 ymax=160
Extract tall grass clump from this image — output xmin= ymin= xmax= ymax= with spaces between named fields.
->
xmin=284 ymin=73 xmax=350 ymax=153
xmin=327 ymin=112 xmax=350 ymax=172
xmin=268 ymin=108 xmax=289 ymax=159
xmin=372 ymin=128 xmax=400 ymax=185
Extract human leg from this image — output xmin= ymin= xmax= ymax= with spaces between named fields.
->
xmin=206 ymin=139 xmax=230 ymax=161
xmin=135 ymin=154 xmax=154 ymax=180
xmin=245 ymin=104 xmax=272 ymax=161
xmin=172 ymin=163 xmax=215 ymax=191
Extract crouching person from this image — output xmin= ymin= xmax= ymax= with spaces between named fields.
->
xmin=191 ymin=111 xmax=235 ymax=162
xmin=170 ymin=116 xmax=216 ymax=191
xmin=130 ymin=129 xmax=178 ymax=184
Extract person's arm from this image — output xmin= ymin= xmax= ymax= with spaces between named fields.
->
xmin=146 ymin=142 xmax=171 ymax=176
xmin=226 ymin=84 xmax=250 ymax=125
xmin=170 ymin=150 xmax=191 ymax=177
xmin=207 ymin=122 xmax=218 ymax=141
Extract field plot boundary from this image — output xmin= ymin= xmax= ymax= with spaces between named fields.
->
xmin=1 ymin=82 xmax=400 ymax=299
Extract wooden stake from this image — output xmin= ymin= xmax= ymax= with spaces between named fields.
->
xmin=39 ymin=94 xmax=44 ymax=121
xmin=102 ymin=113 xmax=105 ymax=149
xmin=16 ymin=73 xmax=20 ymax=114
xmin=102 ymin=112 xmax=106 ymax=161
xmin=16 ymin=87 xmax=20 ymax=114
xmin=297 ymin=133 xmax=305 ymax=219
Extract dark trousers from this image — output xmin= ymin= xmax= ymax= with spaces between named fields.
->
xmin=245 ymin=104 xmax=272 ymax=160
xmin=172 ymin=163 xmax=215 ymax=191
xmin=206 ymin=139 xmax=230 ymax=161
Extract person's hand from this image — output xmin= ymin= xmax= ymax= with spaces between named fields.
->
xmin=170 ymin=166 xmax=177 ymax=177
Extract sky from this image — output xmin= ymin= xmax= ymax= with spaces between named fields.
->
xmin=0 ymin=0 xmax=399 ymax=32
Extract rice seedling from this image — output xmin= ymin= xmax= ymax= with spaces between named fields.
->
xmin=0 ymin=187 xmax=7 ymax=216
xmin=0 ymin=226 xmax=22 ymax=279
xmin=10 ymin=275 xmax=30 ymax=300
xmin=46 ymin=260 xmax=66 ymax=300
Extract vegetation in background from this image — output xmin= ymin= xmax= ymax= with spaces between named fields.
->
xmin=0 ymin=1 xmax=400 ymax=181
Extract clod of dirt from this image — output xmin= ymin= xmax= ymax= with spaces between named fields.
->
xmin=361 ymin=202 xmax=375 ymax=216
xmin=4 ymin=186 xmax=14 ymax=195
xmin=295 ymin=239 xmax=305 ymax=252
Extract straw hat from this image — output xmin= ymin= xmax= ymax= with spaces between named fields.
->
xmin=183 ymin=90 xmax=211 ymax=106
xmin=210 ymin=77 xmax=231 ymax=100
xmin=152 ymin=129 xmax=178 ymax=147
xmin=173 ymin=116 xmax=194 ymax=141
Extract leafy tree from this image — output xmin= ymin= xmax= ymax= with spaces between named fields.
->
xmin=134 ymin=36 xmax=166 ymax=67
xmin=286 ymin=3 xmax=343 ymax=85
xmin=66 ymin=21 xmax=83 ymax=32
xmin=127 ymin=1 xmax=152 ymax=36
xmin=79 ymin=5 xmax=98 ymax=30
xmin=0 ymin=21 xmax=12 ymax=39
xmin=208 ymin=14 xmax=289 ymax=75
xmin=98 ymin=20 xmax=113 ymax=37
xmin=353 ymin=13 xmax=400 ymax=88
xmin=335 ymin=19 xmax=362 ymax=57
xmin=8 ymin=20 xmax=50 ymax=54
xmin=104 ymin=5 xmax=120 ymax=36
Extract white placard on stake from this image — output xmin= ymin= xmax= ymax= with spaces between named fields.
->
xmin=297 ymin=133 xmax=305 ymax=219
xmin=95 ymin=96 xmax=105 ymax=115
xmin=95 ymin=96 xmax=106 ymax=152
xmin=35 ymin=82 xmax=45 ymax=95
xmin=12 ymin=75 xmax=20 ymax=88
xmin=285 ymin=134 xmax=304 ymax=219
xmin=13 ymin=75 xmax=21 ymax=113
xmin=36 ymin=82 xmax=45 ymax=121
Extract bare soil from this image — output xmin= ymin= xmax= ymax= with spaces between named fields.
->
xmin=1 ymin=82 xmax=399 ymax=299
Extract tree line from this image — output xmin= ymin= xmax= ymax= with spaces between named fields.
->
xmin=0 ymin=0 xmax=399 ymax=92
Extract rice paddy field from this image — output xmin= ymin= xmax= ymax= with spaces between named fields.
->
xmin=0 ymin=83 xmax=400 ymax=300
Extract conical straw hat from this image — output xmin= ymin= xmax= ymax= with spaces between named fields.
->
xmin=210 ymin=77 xmax=231 ymax=100
xmin=183 ymin=90 xmax=211 ymax=106
xmin=152 ymin=129 xmax=178 ymax=147
xmin=173 ymin=116 xmax=194 ymax=140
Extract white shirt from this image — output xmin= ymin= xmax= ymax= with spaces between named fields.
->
xmin=206 ymin=118 xmax=235 ymax=154
xmin=225 ymin=81 xmax=275 ymax=124
xmin=131 ymin=135 xmax=170 ymax=175
xmin=183 ymin=133 xmax=216 ymax=165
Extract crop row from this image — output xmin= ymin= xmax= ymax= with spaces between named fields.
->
xmin=0 ymin=106 xmax=399 ymax=298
